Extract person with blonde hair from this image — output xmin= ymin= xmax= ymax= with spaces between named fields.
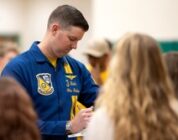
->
xmin=0 ymin=77 xmax=40 ymax=140
xmin=85 ymin=33 xmax=178 ymax=140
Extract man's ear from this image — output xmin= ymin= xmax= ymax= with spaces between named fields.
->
xmin=50 ymin=23 xmax=60 ymax=35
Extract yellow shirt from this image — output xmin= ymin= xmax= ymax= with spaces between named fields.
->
xmin=86 ymin=64 xmax=108 ymax=84
xmin=48 ymin=58 xmax=57 ymax=68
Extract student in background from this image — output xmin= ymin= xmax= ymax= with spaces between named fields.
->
xmin=85 ymin=33 xmax=178 ymax=140
xmin=84 ymin=38 xmax=111 ymax=85
xmin=0 ymin=41 xmax=19 ymax=73
xmin=0 ymin=77 xmax=40 ymax=140
xmin=164 ymin=51 xmax=178 ymax=98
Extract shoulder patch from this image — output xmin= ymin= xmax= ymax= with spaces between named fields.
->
xmin=36 ymin=73 xmax=54 ymax=95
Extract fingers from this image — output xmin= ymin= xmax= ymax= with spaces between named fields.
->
xmin=81 ymin=107 xmax=93 ymax=123
xmin=83 ymin=112 xmax=92 ymax=120
xmin=81 ymin=106 xmax=93 ymax=113
xmin=71 ymin=106 xmax=94 ymax=133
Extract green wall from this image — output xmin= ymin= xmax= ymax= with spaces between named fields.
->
xmin=159 ymin=41 xmax=178 ymax=53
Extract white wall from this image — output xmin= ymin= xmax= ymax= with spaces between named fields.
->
xmin=92 ymin=0 xmax=178 ymax=42
xmin=0 ymin=0 xmax=178 ymax=62
xmin=0 ymin=0 xmax=25 ymax=36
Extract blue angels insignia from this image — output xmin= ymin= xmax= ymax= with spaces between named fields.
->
xmin=36 ymin=73 xmax=54 ymax=95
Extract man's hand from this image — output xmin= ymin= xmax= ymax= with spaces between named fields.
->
xmin=70 ymin=106 xmax=93 ymax=133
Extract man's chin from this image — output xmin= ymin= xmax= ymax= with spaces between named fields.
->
xmin=64 ymin=50 xmax=71 ymax=54
xmin=57 ymin=52 xmax=68 ymax=58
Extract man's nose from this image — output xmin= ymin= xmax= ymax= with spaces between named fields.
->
xmin=71 ymin=42 xmax=77 ymax=49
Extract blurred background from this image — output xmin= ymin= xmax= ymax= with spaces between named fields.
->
xmin=0 ymin=0 xmax=178 ymax=63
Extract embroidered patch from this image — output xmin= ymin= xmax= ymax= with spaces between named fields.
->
xmin=36 ymin=73 xmax=54 ymax=95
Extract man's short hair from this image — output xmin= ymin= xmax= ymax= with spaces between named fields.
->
xmin=47 ymin=5 xmax=89 ymax=31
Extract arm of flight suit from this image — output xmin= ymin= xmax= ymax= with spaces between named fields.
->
xmin=1 ymin=60 xmax=69 ymax=136
xmin=77 ymin=63 xmax=99 ymax=107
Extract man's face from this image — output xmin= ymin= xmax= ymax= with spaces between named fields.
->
xmin=88 ymin=54 xmax=109 ymax=70
xmin=88 ymin=55 xmax=102 ymax=68
xmin=51 ymin=25 xmax=85 ymax=58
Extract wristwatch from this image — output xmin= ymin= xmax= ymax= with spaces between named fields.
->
xmin=66 ymin=121 xmax=72 ymax=134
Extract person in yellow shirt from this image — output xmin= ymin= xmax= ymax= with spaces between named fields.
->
xmin=84 ymin=38 xmax=112 ymax=85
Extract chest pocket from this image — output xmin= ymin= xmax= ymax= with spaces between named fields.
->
xmin=64 ymin=59 xmax=80 ymax=96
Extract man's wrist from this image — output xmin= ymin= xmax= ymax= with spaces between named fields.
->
xmin=66 ymin=121 xmax=72 ymax=134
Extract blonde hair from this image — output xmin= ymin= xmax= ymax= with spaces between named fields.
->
xmin=96 ymin=33 xmax=178 ymax=140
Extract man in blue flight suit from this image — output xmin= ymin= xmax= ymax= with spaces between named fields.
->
xmin=1 ymin=5 xmax=99 ymax=140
